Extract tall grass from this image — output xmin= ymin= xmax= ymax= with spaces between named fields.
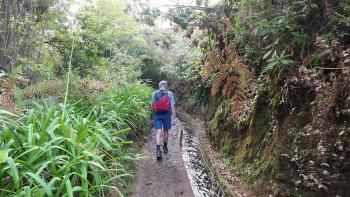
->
xmin=0 ymin=83 xmax=152 ymax=196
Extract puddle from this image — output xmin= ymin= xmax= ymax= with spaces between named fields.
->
xmin=180 ymin=123 xmax=224 ymax=197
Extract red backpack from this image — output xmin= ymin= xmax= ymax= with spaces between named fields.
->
xmin=152 ymin=90 xmax=171 ymax=114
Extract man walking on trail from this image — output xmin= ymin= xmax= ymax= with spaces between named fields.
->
xmin=152 ymin=80 xmax=176 ymax=160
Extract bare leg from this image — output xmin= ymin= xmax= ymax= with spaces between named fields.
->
xmin=163 ymin=129 xmax=169 ymax=144
xmin=156 ymin=129 xmax=162 ymax=145
xmin=155 ymin=128 xmax=162 ymax=159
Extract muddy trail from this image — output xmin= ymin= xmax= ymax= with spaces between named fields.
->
xmin=131 ymin=115 xmax=225 ymax=197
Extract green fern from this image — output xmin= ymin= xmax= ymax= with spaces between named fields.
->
xmin=263 ymin=50 xmax=294 ymax=73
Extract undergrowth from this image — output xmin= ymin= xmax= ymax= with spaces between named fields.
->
xmin=171 ymin=0 xmax=350 ymax=195
xmin=0 ymin=83 xmax=152 ymax=196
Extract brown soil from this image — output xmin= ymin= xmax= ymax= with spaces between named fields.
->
xmin=131 ymin=119 xmax=194 ymax=197
xmin=177 ymin=110 xmax=256 ymax=197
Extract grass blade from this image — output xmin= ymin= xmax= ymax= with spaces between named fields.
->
xmin=26 ymin=172 xmax=53 ymax=196
xmin=0 ymin=149 xmax=9 ymax=163
xmin=65 ymin=179 xmax=73 ymax=197
xmin=6 ymin=157 xmax=20 ymax=189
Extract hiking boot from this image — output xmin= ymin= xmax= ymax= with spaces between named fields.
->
xmin=163 ymin=145 xmax=168 ymax=154
xmin=156 ymin=149 xmax=162 ymax=160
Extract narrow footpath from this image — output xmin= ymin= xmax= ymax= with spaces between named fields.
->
xmin=132 ymin=119 xmax=194 ymax=197
xmin=132 ymin=112 xmax=254 ymax=197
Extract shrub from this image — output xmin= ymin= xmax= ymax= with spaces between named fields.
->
xmin=0 ymin=83 xmax=153 ymax=196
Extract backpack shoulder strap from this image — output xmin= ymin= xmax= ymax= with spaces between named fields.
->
xmin=154 ymin=89 xmax=165 ymax=100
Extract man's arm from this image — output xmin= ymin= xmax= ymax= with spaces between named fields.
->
xmin=169 ymin=91 xmax=176 ymax=125
xmin=172 ymin=105 xmax=176 ymax=125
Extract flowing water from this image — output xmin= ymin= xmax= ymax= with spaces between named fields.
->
xmin=180 ymin=122 xmax=224 ymax=197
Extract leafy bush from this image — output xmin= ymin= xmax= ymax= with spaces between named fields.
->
xmin=0 ymin=83 xmax=152 ymax=196
xmin=72 ymin=83 xmax=152 ymax=133
xmin=21 ymin=80 xmax=64 ymax=100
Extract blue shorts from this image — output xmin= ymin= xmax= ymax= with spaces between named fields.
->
xmin=153 ymin=111 xmax=172 ymax=130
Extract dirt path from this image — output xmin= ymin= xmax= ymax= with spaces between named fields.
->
xmin=132 ymin=112 xmax=255 ymax=197
xmin=131 ymin=119 xmax=194 ymax=197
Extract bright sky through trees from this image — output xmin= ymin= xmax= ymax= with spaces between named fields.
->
xmin=71 ymin=0 xmax=220 ymax=14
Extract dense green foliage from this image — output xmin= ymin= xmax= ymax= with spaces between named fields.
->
xmin=0 ymin=0 xmax=157 ymax=196
xmin=1 ymin=0 xmax=349 ymax=196
xmin=0 ymin=84 xmax=152 ymax=196
xmin=0 ymin=0 xmax=175 ymax=84
xmin=167 ymin=0 xmax=350 ymax=196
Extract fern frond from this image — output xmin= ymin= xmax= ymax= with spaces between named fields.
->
xmin=211 ymin=67 xmax=229 ymax=96
xmin=222 ymin=76 xmax=239 ymax=98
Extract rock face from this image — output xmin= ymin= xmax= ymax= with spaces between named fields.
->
xmin=177 ymin=67 xmax=350 ymax=196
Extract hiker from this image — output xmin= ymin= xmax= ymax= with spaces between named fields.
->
xmin=151 ymin=80 xmax=176 ymax=160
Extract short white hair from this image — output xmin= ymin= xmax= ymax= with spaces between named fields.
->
xmin=159 ymin=80 xmax=167 ymax=88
